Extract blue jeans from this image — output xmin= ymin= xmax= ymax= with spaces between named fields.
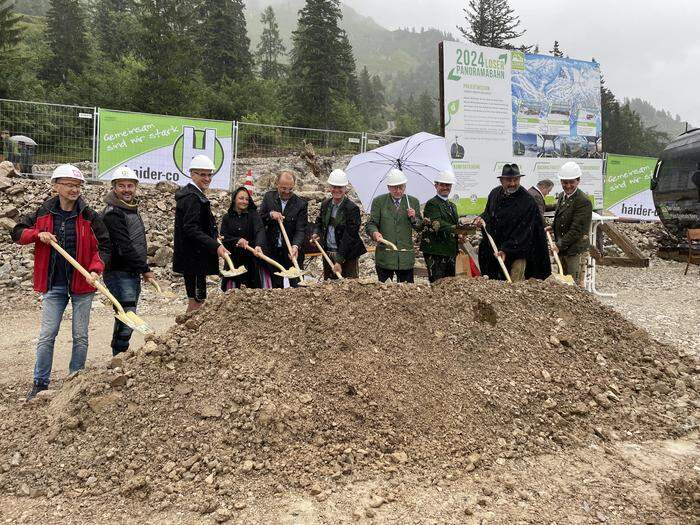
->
xmin=35 ymin=285 xmax=94 ymax=386
xmin=103 ymin=271 xmax=141 ymax=355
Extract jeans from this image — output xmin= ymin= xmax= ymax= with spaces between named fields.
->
xmin=35 ymin=285 xmax=94 ymax=385
xmin=103 ymin=271 xmax=141 ymax=355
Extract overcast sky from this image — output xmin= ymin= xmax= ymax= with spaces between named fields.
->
xmin=344 ymin=0 xmax=698 ymax=126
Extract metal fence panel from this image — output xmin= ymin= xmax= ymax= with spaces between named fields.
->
xmin=365 ymin=132 xmax=406 ymax=152
xmin=0 ymin=99 xmax=96 ymax=177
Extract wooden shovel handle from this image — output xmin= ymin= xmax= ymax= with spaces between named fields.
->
xmin=482 ymin=227 xmax=512 ymax=283
xmin=276 ymin=217 xmax=301 ymax=271
xmin=217 ymin=239 xmax=240 ymax=272
xmin=244 ymin=244 xmax=286 ymax=272
xmin=377 ymin=238 xmax=399 ymax=251
xmin=545 ymin=230 xmax=565 ymax=276
xmin=313 ymin=239 xmax=342 ymax=279
xmin=148 ymin=278 xmax=162 ymax=294
xmin=48 ymin=240 xmax=126 ymax=313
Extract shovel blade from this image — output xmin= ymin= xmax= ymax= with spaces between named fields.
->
xmin=221 ymin=267 xmax=247 ymax=278
xmin=553 ymin=273 xmax=576 ymax=286
xmin=118 ymin=311 xmax=154 ymax=334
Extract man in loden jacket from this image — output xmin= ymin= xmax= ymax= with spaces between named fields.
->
xmin=173 ymin=154 xmax=229 ymax=312
xmin=551 ymin=161 xmax=593 ymax=284
xmin=259 ymin=170 xmax=308 ymax=288
xmin=102 ymin=166 xmax=154 ymax=355
xmin=365 ymin=168 xmax=423 ymax=283
xmin=11 ymin=164 xmax=110 ymax=400
xmin=311 ymin=169 xmax=366 ymax=279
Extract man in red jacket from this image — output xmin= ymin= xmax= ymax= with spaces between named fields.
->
xmin=11 ymin=164 xmax=110 ymax=400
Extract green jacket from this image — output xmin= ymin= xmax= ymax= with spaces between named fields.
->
xmin=419 ymin=195 xmax=458 ymax=257
xmin=365 ymin=193 xmax=422 ymax=270
xmin=553 ymin=188 xmax=593 ymax=256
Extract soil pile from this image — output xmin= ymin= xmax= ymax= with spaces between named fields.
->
xmin=0 ymin=278 xmax=697 ymax=516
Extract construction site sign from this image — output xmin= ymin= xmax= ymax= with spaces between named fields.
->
xmin=604 ymin=154 xmax=659 ymax=221
xmin=439 ymin=41 xmax=603 ymax=214
xmin=97 ymin=109 xmax=233 ymax=190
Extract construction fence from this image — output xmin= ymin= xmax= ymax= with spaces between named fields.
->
xmin=0 ymin=99 xmax=404 ymax=184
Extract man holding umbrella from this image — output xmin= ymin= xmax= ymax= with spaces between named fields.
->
xmin=473 ymin=163 xmax=550 ymax=282
xmin=365 ymin=168 xmax=423 ymax=283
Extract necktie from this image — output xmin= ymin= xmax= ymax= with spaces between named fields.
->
xmin=394 ymin=199 xmax=400 ymax=209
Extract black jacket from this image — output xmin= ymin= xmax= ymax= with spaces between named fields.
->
xmin=478 ymin=186 xmax=551 ymax=280
xmin=102 ymin=191 xmax=150 ymax=274
xmin=220 ymin=205 xmax=266 ymax=288
xmin=173 ymin=184 xmax=219 ymax=275
xmin=527 ymin=186 xmax=556 ymax=221
xmin=313 ymin=197 xmax=366 ymax=263
xmin=258 ymin=190 xmax=308 ymax=255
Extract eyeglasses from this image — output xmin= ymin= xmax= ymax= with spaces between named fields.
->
xmin=55 ymin=182 xmax=83 ymax=189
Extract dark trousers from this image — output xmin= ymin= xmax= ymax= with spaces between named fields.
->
xmin=269 ymin=246 xmax=302 ymax=288
xmin=323 ymin=252 xmax=359 ymax=280
xmin=103 ymin=271 xmax=141 ymax=356
xmin=376 ymin=266 xmax=414 ymax=283
xmin=183 ymin=273 xmax=207 ymax=302
xmin=424 ymin=254 xmax=456 ymax=283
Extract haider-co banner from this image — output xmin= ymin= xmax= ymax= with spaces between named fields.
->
xmin=604 ymin=154 xmax=659 ymax=221
xmin=97 ymin=109 xmax=233 ymax=190
xmin=440 ymin=41 xmax=603 ymax=214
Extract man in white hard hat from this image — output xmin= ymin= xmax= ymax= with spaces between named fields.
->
xmin=419 ymin=169 xmax=462 ymax=282
xmin=311 ymin=169 xmax=366 ymax=279
xmin=101 ymin=167 xmax=154 ymax=355
xmin=365 ymin=168 xmax=423 ymax=283
xmin=173 ymin=154 xmax=229 ymax=312
xmin=473 ymin=163 xmax=551 ymax=282
xmin=551 ymin=161 xmax=593 ymax=284
xmin=11 ymin=164 xmax=111 ymax=400
xmin=259 ymin=169 xmax=309 ymax=288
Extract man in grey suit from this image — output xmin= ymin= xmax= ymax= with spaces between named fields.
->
xmin=528 ymin=179 xmax=555 ymax=221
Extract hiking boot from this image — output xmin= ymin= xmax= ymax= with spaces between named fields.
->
xmin=26 ymin=381 xmax=48 ymax=401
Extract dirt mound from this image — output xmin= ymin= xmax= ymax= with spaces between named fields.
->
xmin=0 ymin=278 xmax=697 ymax=517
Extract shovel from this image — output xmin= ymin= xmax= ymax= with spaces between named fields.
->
xmin=482 ymin=226 xmax=512 ymax=283
xmin=545 ymin=231 xmax=575 ymax=285
xmin=377 ymin=238 xmax=411 ymax=252
xmin=244 ymin=245 xmax=306 ymax=280
xmin=217 ymin=239 xmax=247 ymax=278
xmin=313 ymin=239 xmax=342 ymax=279
xmin=147 ymin=278 xmax=177 ymax=298
xmin=48 ymin=240 xmax=154 ymax=334
xmin=275 ymin=217 xmax=309 ymax=283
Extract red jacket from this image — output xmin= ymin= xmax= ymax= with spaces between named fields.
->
xmin=11 ymin=196 xmax=111 ymax=294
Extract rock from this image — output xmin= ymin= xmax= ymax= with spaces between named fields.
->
xmin=234 ymin=501 xmax=247 ymax=510
xmin=174 ymin=383 xmax=193 ymax=395
xmin=368 ymin=495 xmax=385 ymax=508
xmin=242 ymin=460 xmax=254 ymax=473
xmin=298 ymin=393 xmax=312 ymax=404
xmin=390 ymin=451 xmax=408 ymax=463
xmin=541 ymin=370 xmax=551 ymax=382
xmin=9 ymin=451 xmax=21 ymax=466
xmin=549 ymin=335 xmax=560 ymax=346
xmin=310 ymin=484 xmax=323 ymax=495
xmin=110 ymin=375 xmax=127 ymax=388
xmin=152 ymin=246 xmax=173 ymax=268
xmin=87 ymin=393 xmax=121 ymax=413
xmin=365 ymin=508 xmax=376 ymax=518
xmin=120 ymin=475 xmax=148 ymax=495
xmin=0 ymin=217 xmax=15 ymax=231
xmin=213 ymin=508 xmax=232 ymax=523
xmin=108 ymin=356 xmax=124 ymax=369
xmin=0 ymin=175 xmax=12 ymax=190
xmin=652 ymin=382 xmax=671 ymax=395
xmin=199 ymin=405 xmax=222 ymax=418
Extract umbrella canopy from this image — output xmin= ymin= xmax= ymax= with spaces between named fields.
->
xmin=9 ymin=135 xmax=37 ymax=146
xmin=345 ymin=132 xmax=452 ymax=211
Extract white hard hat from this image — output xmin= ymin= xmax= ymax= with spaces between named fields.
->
xmin=110 ymin=166 xmax=139 ymax=183
xmin=51 ymin=164 xmax=85 ymax=182
xmin=327 ymin=169 xmax=349 ymax=186
xmin=386 ymin=168 xmax=408 ymax=186
xmin=558 ymin=161 xmax=582 ymax=181
xmin=189 ymin=154 xmax=215 ymax=172
xmin=435 ymin=170 xmax=456 ymax=184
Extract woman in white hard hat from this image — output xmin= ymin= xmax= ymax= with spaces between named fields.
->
xmin=311 ymin=169 xmax=366 ymax=279
xmin=173 ymin=154 xmax=229 ymax=312
xmin=11 ymin=164 xmax=111 ymax=400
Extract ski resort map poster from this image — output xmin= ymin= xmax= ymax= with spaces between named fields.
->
xmin=440 ymin=41 xmax=603 ymax=214
xmin=97 ymin=109 xmax=233 ymax=191
xmin=604 ymin=154 xmax=659 ymax=221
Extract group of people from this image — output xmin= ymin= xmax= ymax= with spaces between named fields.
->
xmin=12 ymin=155 xmax=592 ymax=399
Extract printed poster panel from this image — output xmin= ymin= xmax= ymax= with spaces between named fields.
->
xmin=98 ymin=109 xmax=233 ymax=190
xmin=604 ymin=154 xmax=659 ymax=221
xmin=441 ymin=41 xmax=603 ymax=214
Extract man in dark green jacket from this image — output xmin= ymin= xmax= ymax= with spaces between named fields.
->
xmin=365 ymin=168 xmax=423 ymax=283
xmin=552 ymin=161 xmax=593 ymax=284
xmin=420 ymin=170 xmax=461 ymax=282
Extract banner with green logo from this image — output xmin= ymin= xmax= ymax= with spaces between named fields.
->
xmin=604 ymin=154 xmax=659 ymax=221
xmin=98 ymin=109 xmax=233 ymax=190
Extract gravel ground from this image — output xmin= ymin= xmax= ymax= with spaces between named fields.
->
xmin=597 ymin=259 xmax=700 ymax=358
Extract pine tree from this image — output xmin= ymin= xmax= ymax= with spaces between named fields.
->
xmin=136 ymin=0 xmax=201 ymax=114
xmin=287 ymin=0 xmax=360 ymax=128
xmin=94 ymin=0 xmax=138 ymax=61
xmin=457 ymin=0 xmax=525 ymax=49
xmin=371 ymin=75 xmax=385 ymax=111
xmin=550 ymin=40 xmax=563 ymax=57
xmin=358 ymin=66 xmax=373 ymax=117
xmin=256 ymin=6 xmax=285 ymax=80
xmin=417 ymin=91 xmax=437 ymax=133
xmin=0 ymin=0 xmax=22 ymax=51
xmin=41 ymin=0 xmax=90 ymax=84
xmin=198 ymin=0 xmax=252 ymax=83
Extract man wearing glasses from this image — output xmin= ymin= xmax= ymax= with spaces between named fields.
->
xmin=12 ymin=164 xmax=110 ymax=400
xmin=173 ymin=154 xmax=230 ymax=312
xmin=473 ymin=163 xmax=550 ymax=282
